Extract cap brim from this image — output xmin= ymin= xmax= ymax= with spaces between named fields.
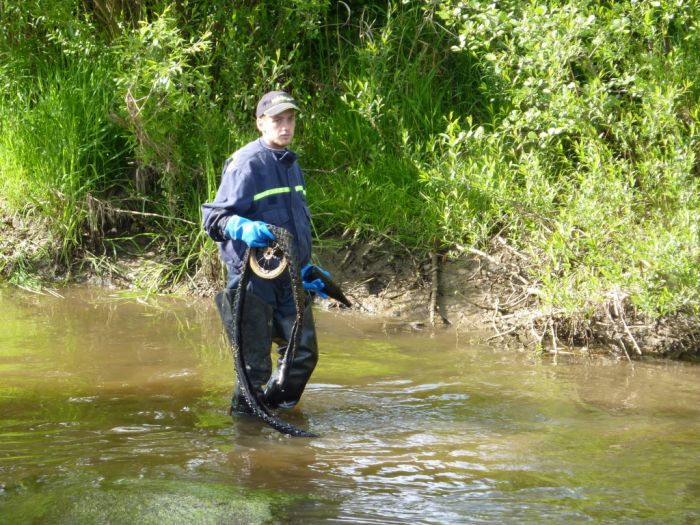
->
xmin=263 ymin=102 xmax=300 ymax=116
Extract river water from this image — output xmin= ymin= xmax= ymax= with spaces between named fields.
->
xmin=0 ymin=286 xmax=698 ymax=524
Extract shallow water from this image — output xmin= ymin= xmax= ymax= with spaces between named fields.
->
xmin=0 ymin=286 xmax=699 ymax=524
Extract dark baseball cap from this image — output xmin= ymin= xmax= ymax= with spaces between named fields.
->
xmin=256 ymin=91 xmax=300 ymax=118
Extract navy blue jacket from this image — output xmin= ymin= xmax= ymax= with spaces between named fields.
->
xmin=201 ymin=139 xmax=312 ymax=274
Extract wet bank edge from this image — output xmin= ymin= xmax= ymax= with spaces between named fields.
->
xmin=1 ymin=208 xmax=698 ymax=360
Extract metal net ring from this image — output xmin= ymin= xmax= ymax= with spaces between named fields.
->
xmin=249 ymin=244 xmax=288 ymax=279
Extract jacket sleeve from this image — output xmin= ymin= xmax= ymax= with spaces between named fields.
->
xmin=201 ymin=155 xmax=256 ymax=242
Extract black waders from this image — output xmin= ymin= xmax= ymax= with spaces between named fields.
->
xmin=264 ymin=300 xmax=319 ymax=409
xmin=228 ymin=290 xmax=319 ymax=415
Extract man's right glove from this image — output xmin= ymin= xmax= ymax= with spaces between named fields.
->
xmin=224 ymin=215 xmax=275 ymax=248
xmin=301 ymin=264 xmax=330 ymax=299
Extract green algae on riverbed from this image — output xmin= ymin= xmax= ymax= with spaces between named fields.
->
xmin=0 ymin=477 xmax=287 ymax=524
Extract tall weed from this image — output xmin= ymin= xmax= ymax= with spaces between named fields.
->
xmin=1 ymin=53 xmax=127 ymax=262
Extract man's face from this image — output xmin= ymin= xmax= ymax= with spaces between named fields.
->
xmin=257 ymin=109 xmax=296 ymax=149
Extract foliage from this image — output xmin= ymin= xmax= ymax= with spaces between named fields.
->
xmin=0 ymin=30 xmax=126 ymax=261
xmin=430 ymin=0 xmax=700 ymax=316
xmin=302 ymin=1 xmax=478 ymax=247
xmin=0 ymin=0 xmax=698 ymax=322
xmin=112 ymin=5 xmax=214 ymax=216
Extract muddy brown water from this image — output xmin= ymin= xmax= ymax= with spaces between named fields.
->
xmin=0 ymin=286 xmax=699 ymax=524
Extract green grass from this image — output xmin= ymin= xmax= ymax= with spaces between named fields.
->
xmin=1 ymin=52 xmax=128 ymax=264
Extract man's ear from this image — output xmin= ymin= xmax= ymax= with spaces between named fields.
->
xmin=256 ymin=116 xmax=265 ymax=133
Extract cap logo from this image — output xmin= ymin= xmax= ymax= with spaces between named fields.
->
xmin=270 ymin=95 xmax=293 ymax=105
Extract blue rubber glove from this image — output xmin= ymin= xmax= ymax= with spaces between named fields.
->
xmin=224 ymin=215 xmax=275 ymax=248
xmin=301 ymin=264 xmax=330 ymax=299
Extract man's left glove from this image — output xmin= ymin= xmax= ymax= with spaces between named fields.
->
xmin=301 ymin=264 xmax=330 ymax=299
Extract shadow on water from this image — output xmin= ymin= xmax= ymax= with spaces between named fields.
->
xmin=1 ymin=286 xmax=699 ymax=524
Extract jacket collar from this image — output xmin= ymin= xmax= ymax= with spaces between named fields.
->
xmin=259 ymin=139 xmax=298 ymax=165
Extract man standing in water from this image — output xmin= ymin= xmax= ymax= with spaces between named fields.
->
xmin=201 ymin=91 xmax=328 ymax=415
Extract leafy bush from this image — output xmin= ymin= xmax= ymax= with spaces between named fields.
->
xmin=427 ymin=0 xmax=700 ymax=316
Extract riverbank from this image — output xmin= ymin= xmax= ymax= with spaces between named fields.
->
xmin=314 ymin=238 xmax=700 ymax=361
xmin=2 ymin=204 xmax=698 ymax=360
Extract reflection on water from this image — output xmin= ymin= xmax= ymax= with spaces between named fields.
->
xmin=1 ymin=286 xmax=699 ymax=524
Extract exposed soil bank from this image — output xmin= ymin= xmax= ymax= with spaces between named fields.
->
xmin=2 ymin=207 xmax=698 ymax=360
xmin=314 ymin=238 xmax=700 ymax=361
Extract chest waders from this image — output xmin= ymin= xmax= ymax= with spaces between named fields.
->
xmin=215 ymin=225 xmax=318 ymax=438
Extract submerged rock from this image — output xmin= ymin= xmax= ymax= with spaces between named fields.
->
xmin=2 ymin=478 xmax=283 ymax=525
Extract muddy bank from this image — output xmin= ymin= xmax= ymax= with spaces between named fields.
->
xmin=1 ymin=207 xmax=698 ymax=360
xmin=314 ymin=237 xmax=700 ymax=361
